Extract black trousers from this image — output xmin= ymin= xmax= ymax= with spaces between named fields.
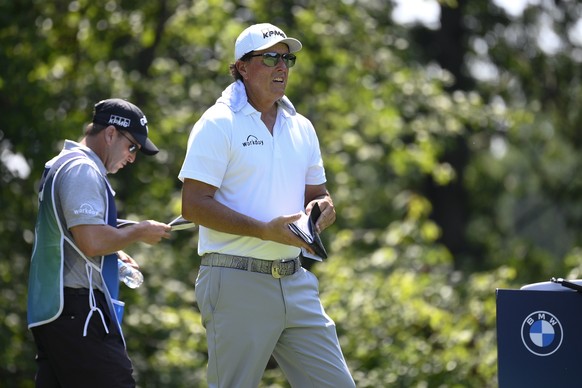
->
xmin=31 ymin=288 xmax=135 ymax=388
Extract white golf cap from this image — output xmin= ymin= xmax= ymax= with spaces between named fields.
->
xmin=234 ymin=23 xmax=302 ymax=61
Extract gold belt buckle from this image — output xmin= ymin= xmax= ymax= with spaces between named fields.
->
xmin=271 ymin=259 xmax=294 ymax=279
xmin=271 ymin=260 xmax=283 ymax=278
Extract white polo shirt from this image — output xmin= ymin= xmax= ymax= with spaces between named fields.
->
xmin=179 ymin=81 xmax=326 ymax=260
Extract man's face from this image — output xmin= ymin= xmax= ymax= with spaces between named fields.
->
xmin=107 ymin=128 xmax=139 ymax=173
xmin=244 ymin=42 xmax=292 ymax=102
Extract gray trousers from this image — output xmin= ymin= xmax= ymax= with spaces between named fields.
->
xmin=195 ymin=258 xmax=355 ymax=388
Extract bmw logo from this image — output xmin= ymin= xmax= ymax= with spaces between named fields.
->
xmin=521 ymin=311 xmax=563 ymax=356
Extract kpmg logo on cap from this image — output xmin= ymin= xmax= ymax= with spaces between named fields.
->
xmin=108 ymin=114 xmax=131 ymax=128
xmin=261 ymin=28 xmax=286 ymax=39
xmin=520 ymin=311 xmax=563 ymax=356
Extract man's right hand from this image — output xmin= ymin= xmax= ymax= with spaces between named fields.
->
xmin=135 ymin=220 xmax=172 ymax=245
xmin=263 ymin=213 xmax=313 ymax=253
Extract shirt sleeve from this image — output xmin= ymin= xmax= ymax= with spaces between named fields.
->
xmin=178 ymin=108 xmax=231 ymax=188
xmin=58 ymin=161 xmax=107 ymax=229
xmin=303 ymin=116 xmax=326 ymax=186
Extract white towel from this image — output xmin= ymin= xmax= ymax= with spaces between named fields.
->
xmin=217 ymin=80 xmax=296 ymax=115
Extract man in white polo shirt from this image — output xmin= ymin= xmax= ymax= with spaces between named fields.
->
xmin=179 ymin=23 xmax=355 ymax=387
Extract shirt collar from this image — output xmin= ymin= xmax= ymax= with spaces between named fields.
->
xmin=62 ymin=139 xmax=108 ymax=177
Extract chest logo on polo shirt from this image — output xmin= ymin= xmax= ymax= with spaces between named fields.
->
xmin=73 ymin=203 xmax=99 ymax=216
xmin=242 ymin=135 xmax=264 ymax=147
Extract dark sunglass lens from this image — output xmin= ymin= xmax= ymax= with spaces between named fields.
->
xmin=119 ymin=130 xmax=138 ymax=153
xmin=260 ymin=53 xmax=296 ymax=68
xmin=283 ymin=54 xmax=296 ymax=68
xmin=262 ymin=53 xmax=279 ymax=67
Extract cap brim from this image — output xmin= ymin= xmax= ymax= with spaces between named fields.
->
xmin=133 ymin=132 xmax=159 ymax=155
xmin=255 ymin=37 xmax=302 ymax=55
xmin=141 ymin=138 xmax=159 ymax=155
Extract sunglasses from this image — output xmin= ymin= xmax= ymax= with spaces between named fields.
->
xmin=249 ymin=52 xmax=297 ymax=68
xmin=118 ymin=130 xmax=138 ymax=154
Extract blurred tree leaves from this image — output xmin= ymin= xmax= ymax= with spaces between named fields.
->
xmin=3 ymin=0 xmax=582 ymax=386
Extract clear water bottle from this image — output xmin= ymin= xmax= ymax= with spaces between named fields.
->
xmin=118 ymin=259 xmax=144 ymax=288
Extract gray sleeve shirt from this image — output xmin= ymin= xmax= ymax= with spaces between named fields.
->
xmin=56 ymin=159 xmax=109 ymax=291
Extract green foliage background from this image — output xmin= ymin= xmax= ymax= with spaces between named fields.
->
xmin=3 ymin=0 xmax=582 ymax=386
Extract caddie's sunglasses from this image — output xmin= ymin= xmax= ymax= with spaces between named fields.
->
xmin=118 ymin=130 xmax=138 ymax=154
xmin=249 ymin=52 xmax=297 ymax=68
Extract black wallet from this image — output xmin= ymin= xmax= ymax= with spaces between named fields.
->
xmin=288 ymin=203 xmax=328 ymax=260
